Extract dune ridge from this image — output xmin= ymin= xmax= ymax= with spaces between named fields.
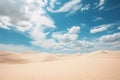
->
xmin=0 ymin=50 xmax=120 ymax=80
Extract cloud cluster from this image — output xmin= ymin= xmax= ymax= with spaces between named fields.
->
xmin=0 ymin=0 xmax=54 ymax=31
xmin=51 ymin=26 xmax=95 ymax=53
xmin=81 ymin=4 xmax=90 ymax=11
xmin=30 ymin=26 xmax=88 ymax=53
xmin=0 ymin=0 xmax=56 ymax=52
xmin=0 ymin=0 xmax=55 ymax=45
xmin=0 ymin=0 xmax=95 ymax=53
xmin=0 ymin=0 xmax=119 ymax=53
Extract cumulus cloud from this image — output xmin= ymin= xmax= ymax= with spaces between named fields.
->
xmin=81 ymin=32 xmax=120 ymax=52
xmin=90 ymin=24 xmax=112 ymax=33
xmin=52 ymin=26 xmax=80 ymax=42
xmin=98 ymin=32 xmax=120 ymax=48
xmin=30 ymin=26 xmax=80 ymax=52
xmin=0 ymin=0 xmax=56 ymax=50
xmin=0 ymin=0 xmax=54 ymax=32
xmin=0 ymin=0 xmax=89 ymax=53
xmin=0 ymin=0 xmax=118 ymax=53
xmin=68 ymin=26 xmax=80 ymax=34
xmin=51 ymin=26 xmax=95 ymax=53
xmin=99 ymin=32 xmax=120 ymax=43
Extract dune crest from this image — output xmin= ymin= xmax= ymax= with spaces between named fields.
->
xmin=0 ymin=50 xmax=120 ymax=80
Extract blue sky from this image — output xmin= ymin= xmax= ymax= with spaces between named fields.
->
xmin=0 ymin=0 xmax=120 ymax=53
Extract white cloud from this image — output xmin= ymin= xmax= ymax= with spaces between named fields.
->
xmin=0 ymin=0 xmax=56 ymax=49
xmin=68 ymin=26 xmax=80 ymax=34
xmin=98 ymin=32 xmax=120 ymax=48
xmin=60 ymin=33 xmax=78 ymax=43
xmin=78 ymin=40 xmax=94 ymax=48
xmin=0 ymin=16 xmax=11 ymax=30
xmin=0 ymin=44 xmax=35 ymax=52
xmin=98 ymin=0 xmax=105 ymax=7
xmin=16 ymin=21 xmax=33 ymax=32
xmin=0 ymin=0 xmax=119 ymax=53
xmin=52 ymin=26 xmax=80 ymax=43
xmin=47 ymin=0 xmax=82 ymax=15
xmin=104 ymin=4 xmax=120 ymax=11
xmin=48 ymin=0 xmax=61 ymax=9
xmin=90 ymin=24 xmax=112 ymax=33
xmin=94 ymin=0 xmax=105 ymax=10
xmin=51 ymin=26 xmax=95 ymax=53
xmin=81 ymin=4 xmax=90 ymax=11
xmin=30 ymin=25 xmax=56 ymax=48
xmin=99 ymin=32 xmax=120 ymax=43
xmin=79 ymin=32 xmax=120 ymax=52
xmin=47 ymin=0 xmax=91 ymax=16
xmin=118 ymin=26 xmax=120 ymax=30
xmin=51 ymin=31 xmax=120 ymax=53
xmin=93 ymin=17 xmax=103 ymax=22
xmin=0 ymin=0 xmax=54 ymax=32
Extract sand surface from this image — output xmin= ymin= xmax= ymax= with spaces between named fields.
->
xmin=0 ymin=50 xmax=120 ymax=80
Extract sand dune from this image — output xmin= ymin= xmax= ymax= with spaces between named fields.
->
xmin=0 ymin=50 xmax=120 ymax=80
xmin=0 ymin=51 xmax=28 ymax=63
xmin=87 ymin=50 xmax=120 ymax=59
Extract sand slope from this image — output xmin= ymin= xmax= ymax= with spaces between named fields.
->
xmin=0 ymin=50 xmax=120 ymax=80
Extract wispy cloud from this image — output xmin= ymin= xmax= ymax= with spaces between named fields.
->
xmin=118 ymin=26 xmax=120 ymax=30
xmin=47 ymin=0 xmax=82 ymax=15
xmin=93 ymin=17 xmax=103 ymax=22
xmin=94 ymin=0 xmax=105 ymax=10
xmin=48 ymin=0 xmax=61 ymax=9
xmin=90 ymin=24 xmax=112 ymax=33
xmin=47 ymin=0 xmax=92 ymax=16
xmin=104 ymin=4 xmax=120 ymax=11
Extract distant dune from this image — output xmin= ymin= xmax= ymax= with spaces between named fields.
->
xmin=0 ymin=50 xmax=120 ymax=80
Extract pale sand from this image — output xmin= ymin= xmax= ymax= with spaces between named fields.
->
xmin=0 ymin=50 xmax=120 ymax=80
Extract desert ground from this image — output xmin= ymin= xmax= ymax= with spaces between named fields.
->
xmin=0 ymin=50 xmax=120 ymax=80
